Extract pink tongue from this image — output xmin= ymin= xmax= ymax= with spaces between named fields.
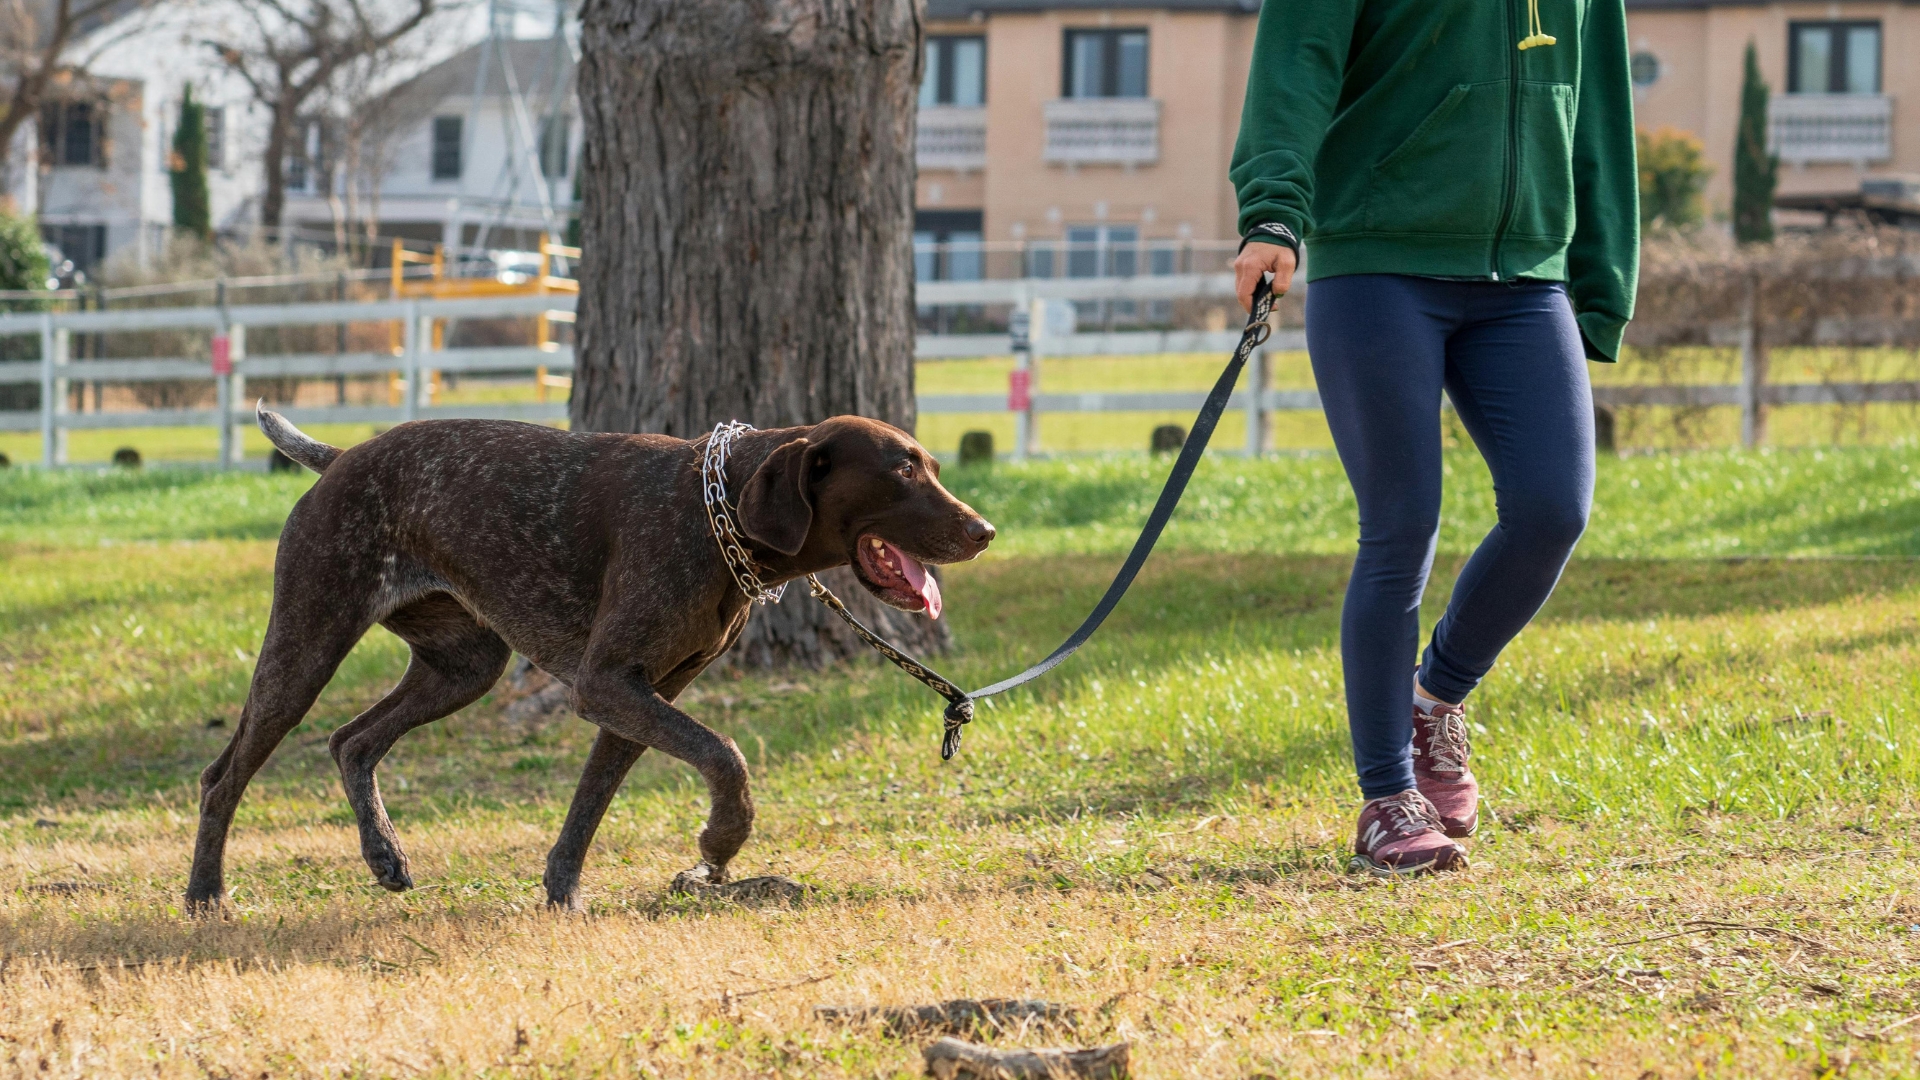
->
xmin=887 ymin=542 xmax=942 ymax=619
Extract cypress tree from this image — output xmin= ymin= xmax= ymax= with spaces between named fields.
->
xmin=170 ymin=86 xmax=212 ymax=239
xmin=1732 ymin=41 xmax=1776 ymax=244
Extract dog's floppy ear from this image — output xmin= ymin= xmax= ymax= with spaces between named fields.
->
xmin=735 ymin=437 xmax=814 ymax=556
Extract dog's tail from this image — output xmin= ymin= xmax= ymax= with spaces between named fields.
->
xmin=256 ymin=401 xmax=342 ymax=473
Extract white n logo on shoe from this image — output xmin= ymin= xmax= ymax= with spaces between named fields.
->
xmin=1361 ymin=820 xmax=1389 ymax=850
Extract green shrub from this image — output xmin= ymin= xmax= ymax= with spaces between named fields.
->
xmin=170 ymin=85 xmax=212 ymax=239
xmin=1637 ymin=126 xmax=1712 ymax=230
xmin=1733 ymin=41 xmax=1777 ymax=244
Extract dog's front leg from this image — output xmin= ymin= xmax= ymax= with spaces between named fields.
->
xmin=543 ymin=729 xmax=648 ymax=910
xmin=570 ymin=666 xmax=754 ymax=885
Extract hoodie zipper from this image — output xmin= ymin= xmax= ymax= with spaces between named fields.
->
xmin=1489 ymin=0 xmax=1522 ymax=280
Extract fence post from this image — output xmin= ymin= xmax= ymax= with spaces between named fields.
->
xmin=227 ymin=324 xmax=248 ymax=466
xmin=1244 ymin=343 xmax=1266 ymax=457
xmin=401 ymin=300 xmax=421 ymax=422
xmin=1739 ymin=271 xmax=1767 ymax=449
xmin=39 ymin=311 xmax=57 ymax=466
xmin=1009 ymin=285 xmax=1034 ymax=461
xmin=215 ymin=280 xmax=235 ymax=468
xmin=335 ymin=270 xmax=348 ymax=405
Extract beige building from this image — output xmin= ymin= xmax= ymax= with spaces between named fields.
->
xmin=914 ymin=0 xmax=1918 ymax=280
xmin=1627 ymin=0 xmax=1917 ymax=216
xmin=916 ymin=0 xmax=1258 ymax=282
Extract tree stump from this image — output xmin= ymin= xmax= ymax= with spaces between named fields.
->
xmin=959 ymin=430 xmax=995 ymax=467
xmin=573 ymin=0 xmax=946 ymax=669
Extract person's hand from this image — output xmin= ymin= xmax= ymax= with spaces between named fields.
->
xmin=1233 ymin=242 xmax=1297 ymax=313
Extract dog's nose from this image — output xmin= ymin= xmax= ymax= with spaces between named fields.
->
xmin=966 ymin=517 xmax=996 ymax=544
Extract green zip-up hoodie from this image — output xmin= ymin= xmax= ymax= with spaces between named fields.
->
xmin=1230 ymin=0 xmax=1639 ymax=360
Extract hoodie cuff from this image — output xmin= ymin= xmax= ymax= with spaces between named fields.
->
xmin=1576 ymin=310 xmax=1626 ymax=363
xmin=1239 ymin=221 xmax=1301 ymax=256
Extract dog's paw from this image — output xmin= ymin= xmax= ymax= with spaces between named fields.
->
xmin=366 ymin=849 xmax=415 ymax=893
xmin=669 ymin=862 xmax=725 ymax=894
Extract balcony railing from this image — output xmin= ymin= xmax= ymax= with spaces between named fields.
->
xmin=1043 ymin=98 xmax=1160 ymax=166
xmin=1769 ymin=94 xmax=1893 ymax=163
xmin=917 ymin=106 xmax=987 ymax=171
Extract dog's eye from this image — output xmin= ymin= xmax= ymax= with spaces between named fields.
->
xmin=897 ymin=461 xmax=915 ymax=479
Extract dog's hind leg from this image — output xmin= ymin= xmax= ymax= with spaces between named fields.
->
xmin=188 ymin=606 xmax=368 ymax=910
xmin=542 ymin=730 xmax=647 ymax=910
xmin=329 ymin=593 xmax=510 ymax=892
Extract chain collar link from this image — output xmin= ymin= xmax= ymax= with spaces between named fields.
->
xmin=700 ymin=420 xmax=787 ymax=605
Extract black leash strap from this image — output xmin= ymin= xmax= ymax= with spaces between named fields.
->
xmin=811 ymin=279 xmax=1277 ymax=759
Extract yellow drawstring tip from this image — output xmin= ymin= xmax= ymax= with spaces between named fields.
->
xmin=1517 ymin=33 xmax=1556 ymax=49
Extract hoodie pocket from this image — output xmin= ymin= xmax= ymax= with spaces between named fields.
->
xmin=1507 ymin=82 xmax=1576 ymax=241
xmin=1365 ymin=82 xmax=1508 ymax=236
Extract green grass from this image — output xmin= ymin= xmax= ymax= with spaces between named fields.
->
xmin=2 ymin=450 xmax=1918 ymax=1077
xmin=8 ymin=444 xmax=1920 ymax=555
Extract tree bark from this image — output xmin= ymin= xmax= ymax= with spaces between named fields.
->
xmin=574 ymin=0 xmax=948 ymax=669
xmin=260 ymin=100 xmax=294 ymax=231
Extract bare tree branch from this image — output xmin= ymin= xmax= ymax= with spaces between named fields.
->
xmin=202 ymin=0 xmax=439 ymax=229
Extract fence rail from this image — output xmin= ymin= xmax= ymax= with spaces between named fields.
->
xmin=3 ymin=275 xmax=1916 ymax=465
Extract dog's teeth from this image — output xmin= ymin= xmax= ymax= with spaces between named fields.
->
xmin=870 ymin=538 xmax=883 ymax=549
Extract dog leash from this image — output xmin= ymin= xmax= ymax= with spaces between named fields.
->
xmin=805 ymin=278 xmax=1277 ymax=760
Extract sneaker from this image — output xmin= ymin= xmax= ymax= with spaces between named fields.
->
xmin=1349 ymin=790 xmax=1468 ymax=877
xmin=1412 ymin=700 xmax=1479 ymax=837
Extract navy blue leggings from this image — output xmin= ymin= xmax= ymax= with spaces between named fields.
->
xmin=1305 ymin=274 xmax=1594 ymax=800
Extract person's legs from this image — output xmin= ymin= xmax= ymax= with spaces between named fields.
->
xmin=1307 ymin=275 xmax=1460 ymax=802
xmin=1419 ymin=282 xmax=1594 ymax=704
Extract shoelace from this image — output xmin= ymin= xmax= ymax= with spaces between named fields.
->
xmin=1379 ymin=791 xmax=1443 ymax=838
xmin=1418 ymin=707 xmax=1471 ymax=776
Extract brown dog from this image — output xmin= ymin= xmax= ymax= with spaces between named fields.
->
xmin=185 ymin=408 xmax=994 ymax=910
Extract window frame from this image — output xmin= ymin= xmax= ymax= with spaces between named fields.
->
xmin=430 ymin=115 xmax=463 ymax=181
xmin=1061 ymin=28 xmax=1150 ymax=99
xmin=913 ymin=209 xmax=984 ymax=282
xmin=1787 ymin=20 xmax=1882 ymax=94
xmin=40 ymin=100 xmax=107 ymax=169
xmin=922 ymin=35 xmax=987 ymax=107
xmin=205 ymin=106 xmax=225 ymax=171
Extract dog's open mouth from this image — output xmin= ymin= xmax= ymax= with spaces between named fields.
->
xmin=855 ymin=535 xmax=943 ymax=618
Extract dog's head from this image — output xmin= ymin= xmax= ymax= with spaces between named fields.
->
xmin=733 ymin=416 xmax=993 ymax=618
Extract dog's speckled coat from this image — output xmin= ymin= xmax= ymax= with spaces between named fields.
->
xmin=186 ymin=410 xmax=992 ymax=911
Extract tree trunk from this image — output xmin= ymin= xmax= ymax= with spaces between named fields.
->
xmin=261 ymin=103 xmax=293 ymax=230
xmin=573 ymin=0 xmax=947 ymax=670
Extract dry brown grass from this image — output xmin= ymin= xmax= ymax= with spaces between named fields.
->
xmin=4 ymin=777 xmax=1917 ymax=1078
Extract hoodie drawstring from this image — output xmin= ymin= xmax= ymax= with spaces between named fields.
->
xmin=1519 ymin=0 xmax=1556 ymax=49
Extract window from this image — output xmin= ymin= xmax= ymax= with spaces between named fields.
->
xmin=1630 ymin=51 xmax=1660 ymax=88
xmin=1066 ymin=224 xmax=1139 ymax=323
xmin=1789 ymin=22 xmax=1880 ymax=93
xmin=431 ymin=115 xmax=463 ymax=180
xmin=40 ymin=101 xmax=106 ymax=168
xmin=1063 ymin=29 xmax=1148 ymax=99
xmin=920 ymin=36 xmax=985 ymax=107
xmin=43 ymin=223 xmax=108 ymax=273
xmin=1065 ymin=225 xmax=1137 ymax=277
xmin=539 ymin=114 xmax=570 ymax=178
xmin=284 ymin=119 xmax=324 ymax=193
xmin=205 ymin=107 xmax=225 ymax=170
xmin=913 ymin=210 xmax=983 ymax=282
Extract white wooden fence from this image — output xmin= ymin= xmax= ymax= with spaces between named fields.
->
xmin=2 ymin=274 xmax=1915 ymax=466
